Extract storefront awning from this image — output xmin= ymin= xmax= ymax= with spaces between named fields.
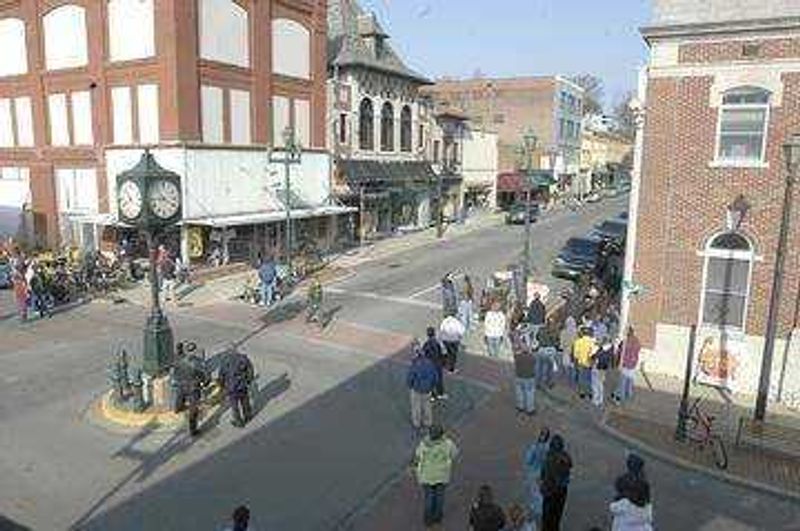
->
xmin=339 ymin=160 xmax=438 ymax=184
xmin=496 ymin=170 xmax=556 ymax=192
xmin=184 ymin=205 xmax=357 ymax=228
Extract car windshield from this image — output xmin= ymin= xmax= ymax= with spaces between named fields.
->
xmin=598 ymin=221 xmax=627 ymax=235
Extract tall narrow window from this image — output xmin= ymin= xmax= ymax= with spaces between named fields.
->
xmin=359 ymin=98 xmax=374 ymax=151
xmin=701 ymin=232 xmax=753 ymax=330
xmin=380 ymin=102 xmax=394 ymax=152
xmin=0 ymin=18 xmax=27 ymax=76
xmin=400 ymin=105 xmax=412 ymax=152
xmin=338 ymin=113 xmax=347 ymax=144
xmin=717 ymin=87 xmax=770 ymax=164
xmin=43 ymin=5 xmax=88 ymax=70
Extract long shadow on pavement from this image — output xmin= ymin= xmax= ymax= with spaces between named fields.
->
xmin=73 ymin=350 xmax=490 ymax=530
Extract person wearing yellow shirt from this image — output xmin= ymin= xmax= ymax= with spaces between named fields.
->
xmin=572 ymin=328 xmax=597 ymax=400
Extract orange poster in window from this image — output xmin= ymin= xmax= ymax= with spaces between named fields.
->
xmin=693 ymin=327 xmax=744 ymax=391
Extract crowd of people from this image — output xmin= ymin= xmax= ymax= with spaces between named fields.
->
xmin=401 ymin=260 xmax=648 ymax=529
xmin=410 ymin=422 xmax=653 ymax=530
xmin=3 ymin=245 xmax=130 ymax=322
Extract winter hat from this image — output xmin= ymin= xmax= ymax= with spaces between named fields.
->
xmin=626 ymin=453 xmax=645 ymax=476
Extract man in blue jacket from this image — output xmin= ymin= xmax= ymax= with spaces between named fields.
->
xmin=407 ymin=341 xmax=440 ymax=431
xmin=258 ymin=254 xmax=277 ymax=307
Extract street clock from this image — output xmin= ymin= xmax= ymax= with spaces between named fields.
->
xmin=116 ymin=150 xmax=182 ymax=229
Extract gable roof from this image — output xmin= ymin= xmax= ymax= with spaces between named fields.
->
xmin=327 ymin=0 xmax=431 ymax=85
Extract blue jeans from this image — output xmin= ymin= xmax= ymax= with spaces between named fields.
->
xmin=423 ymin=483 xmax=446 ymax=525
xmin=486 ymin=336 xmax=503 ymax=358
xmin=536 ymin=348 xmax=556 ymax=387
xmin=260 ymin=280 xmax=275 ymax=306
xmin=616 ymin=371 xmax=635 ymax=402
xmin=577 ymin=366 xmax=592 ymax=396
xmin=515 ymin=377 xmax=536 ymax=413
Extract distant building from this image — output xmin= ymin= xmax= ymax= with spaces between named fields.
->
xmin=421 ymin=76 xmax=585 ymax=204
xmin=1 ymin=0 xmax=351 ymax=263
xmin=427 ymin=108 xmax=499 ymax=215
xmin=625 ymin=0 xmax=800 ymax=402
xmin=580 ymin=129 xmax=633 ymax=193
xmin=327 ymin=0 xmax=444 ymax=237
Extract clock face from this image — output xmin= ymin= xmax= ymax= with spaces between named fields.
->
xmin=119 ymin=180 xmax=142 ymax=220
xmin=148 ymin=180 xmax=181 ymax=220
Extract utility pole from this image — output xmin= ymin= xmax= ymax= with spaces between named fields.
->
xmin=754 ymin=134 xmax=799 ymax=421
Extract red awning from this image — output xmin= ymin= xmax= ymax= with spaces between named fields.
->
xmin=496 ymin=172 xmax=523 ymax=192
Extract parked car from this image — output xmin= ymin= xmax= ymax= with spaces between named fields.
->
xmin=585 ymin=192 xmax=602 ymax=203
xmin=0 ymin=260 xmax=12 ymax=289
xmin=590 ymin=219 xmax=628 ymax=245
xmin=505 ymin=203 xmax=540 ymax=225
xmin=552 ymin=237 xmax=602 ymax=280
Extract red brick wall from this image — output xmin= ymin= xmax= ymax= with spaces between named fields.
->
xmin=679 ymin=38 xmax=800 ymax=64
xmin=631 ymin=72 xmax=800 ymax=348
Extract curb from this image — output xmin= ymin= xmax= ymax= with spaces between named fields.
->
xmin=540 ymin=388 xmax=800 ymax=504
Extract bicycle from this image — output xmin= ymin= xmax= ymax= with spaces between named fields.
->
xmin=685 ymin=397 xmax=729 ymax=470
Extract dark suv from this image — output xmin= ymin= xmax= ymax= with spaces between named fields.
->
xmin=505 ymin=203 xmax=540 ymax=224
xmin=552 ymin=237 xmax=601 ymax=279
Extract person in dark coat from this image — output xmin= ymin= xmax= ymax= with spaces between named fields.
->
xmin=218 ymin=347 xmax=255 ymax=428
xmin=614 ymin=453 xmax=651 ymax=507
xmin=468 ymin=484 xmax=507 ymax=531
xmin=540 ymin=434 xmax=572 ymax=531
xmin=406 ymin=341 xmax=440 ymax=430
xmin=526 ymin=293 xmax=546 ymax=329
xmin=173 ymin=342 xmax=208 ymax=436
xmin=423 ymin=326 xmax=446 ymax=399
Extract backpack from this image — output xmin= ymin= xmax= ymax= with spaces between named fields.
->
xmin=596 ymin=347 xmax=613 ymax=371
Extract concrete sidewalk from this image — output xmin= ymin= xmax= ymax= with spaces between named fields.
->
xmin=333 ymin=211 xmax=505 ymax=268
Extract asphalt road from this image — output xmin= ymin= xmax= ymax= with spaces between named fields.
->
xmin=2 ymin=196 xmax=797 ymax=530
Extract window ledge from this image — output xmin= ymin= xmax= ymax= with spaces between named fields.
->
xmin=708 ymin=160 xmax=769 ymax=169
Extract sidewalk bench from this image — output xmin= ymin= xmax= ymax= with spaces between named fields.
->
xmin=736 ymin=417 xmax=800 ymax=458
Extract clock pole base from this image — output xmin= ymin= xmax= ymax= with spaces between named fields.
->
xmin=143 ymin=312 xmax=175 ymax=377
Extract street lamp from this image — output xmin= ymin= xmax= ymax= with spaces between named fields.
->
xmin=727 ymin=194 xmax=751 ymax=231
xmin=754 ymin=133 xmax=800 ymax=421
xmin=521 ymin=129 xmax=538 ymax=285
xmin=269 ymin=127 xmax=302 ymax=275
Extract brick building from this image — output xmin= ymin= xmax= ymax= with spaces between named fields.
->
xmin=625 ymin=0 xmax=800 ymax=404
xmin=0 ymin=0 xmax=351 ymax=263
xmin=421 ymin=77 xmax=584 ymax=205
xmin=327 ymin=0 xmax=440 ymax=237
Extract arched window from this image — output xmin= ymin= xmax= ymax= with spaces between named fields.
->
xmin=43 ymin=5 xmax=88 ymax=70
xmin=359 ymin=98 xmax=374 ymax=151
xmin=199 ymin=0 xmax=249 ymax=67
xmin=108 ymin=0 xmax=155 ymax=62
xmin=700 ymin=232 xmax=754 ymax=330
xmin=717 ymin=87 xmax=770 ymax=164
xmin=400 ymin=105 xmax=412 ymax=152
xmin=272 ymin=18 xmax=310 ymax=79
xmin=0 ymin=18 xmax=27 ymax=76
xmin=381 ymin=102 xmax=394 ymax=152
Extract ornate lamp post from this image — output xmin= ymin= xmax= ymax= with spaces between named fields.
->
xmin=269 ymin=127 xmax=303 ymax=274
xmin=521 ymin=129 xmax=538 ymax=283
xmin=754 ymin=133 xmax=800 ymax=421
xmin=116 ymin=150 xmax=182 ymax=377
